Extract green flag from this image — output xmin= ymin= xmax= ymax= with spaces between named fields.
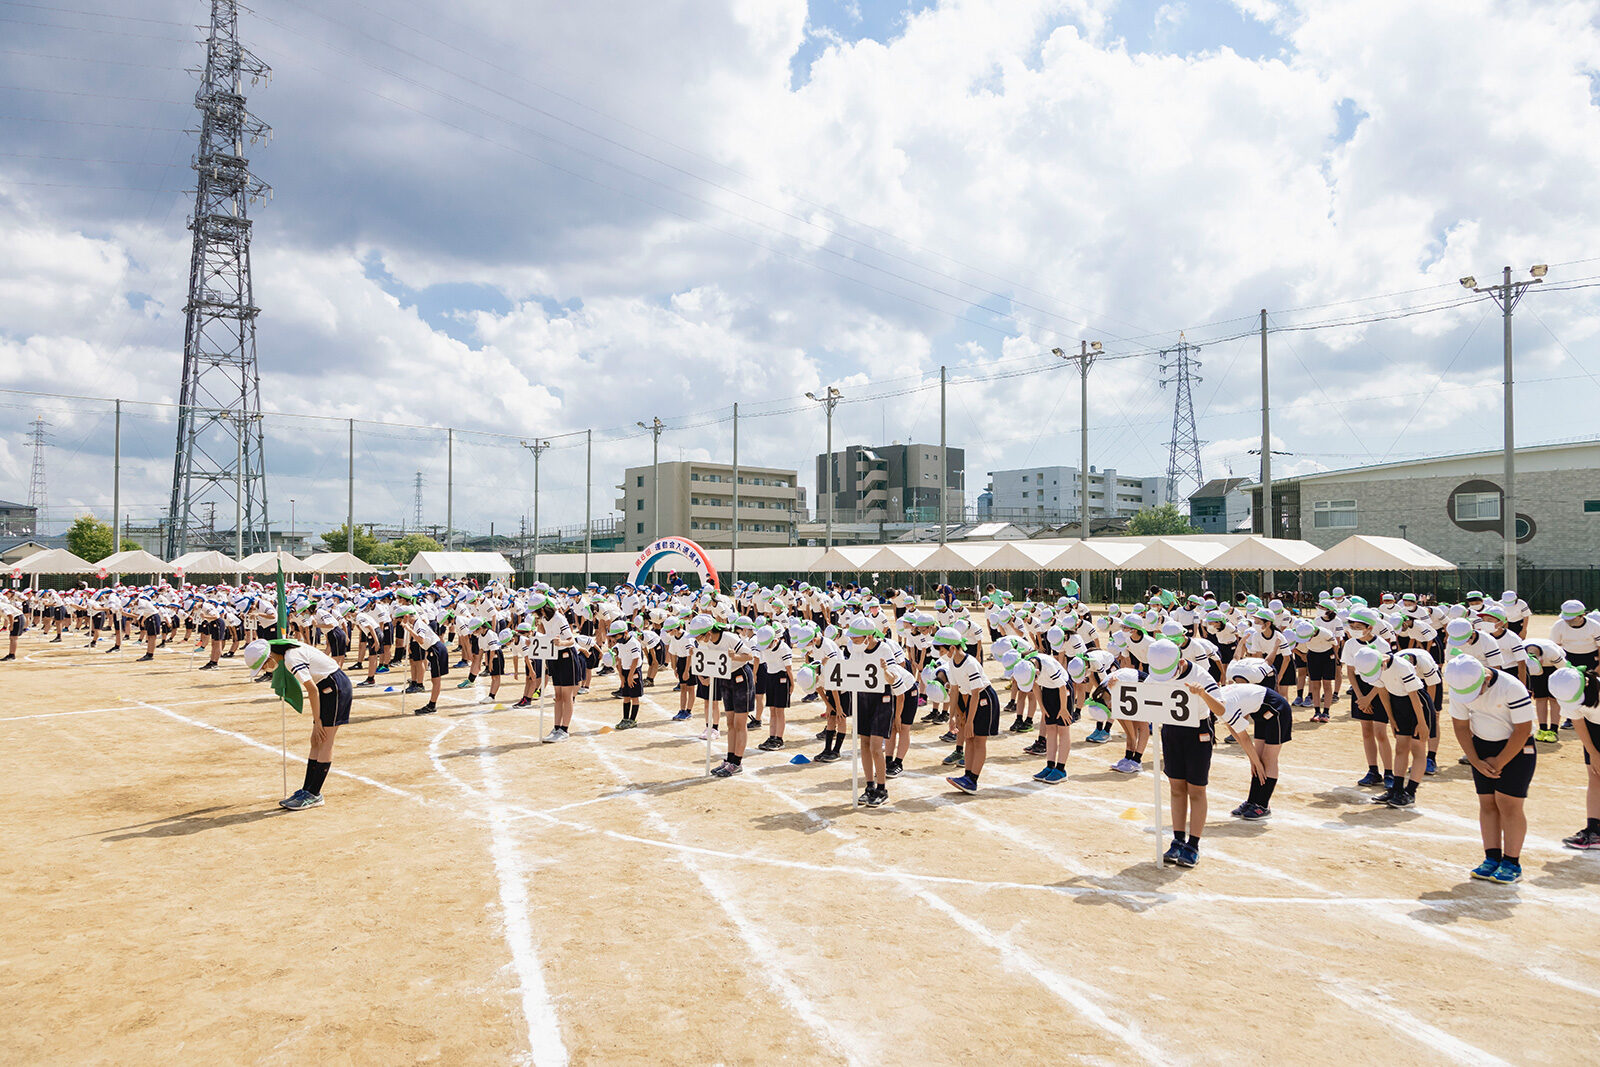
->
xmin=275 ymin=561 xmax=288 ymax=632
xmin=267 ymin=637 xmax=305 ymax=714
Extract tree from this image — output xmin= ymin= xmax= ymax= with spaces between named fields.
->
xmin=379 ymin=532 xmax=442 ymax=565
xmin=1126 ymin=502 xmax=1200 ymax=537
xmin=65 ymin=515 xmax=115 ymax=562
xmin=320 ymin=523 xmax=383 ymax=562
xmin=119 ymin=538 xmax=140 ymax=552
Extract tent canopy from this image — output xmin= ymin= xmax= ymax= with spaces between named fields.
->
xmin=243 ymin=551 xmax=310 ymax=575
xmin=1206 ymin=536 xmax=1324 ymax=571
xmin=981 ymin=541 xmax=1071 ymax=571
xmin=1116 ymin=538 xmax=1228 ymax=570
xmin=916 ymin=543 xmax=1003 ymax=572
xmin=1304 ymin=535 xmax=1455 ymax=571
xmin=858 ymin=544 xmax=940 ymax=572
xmin=1049 ymin=539 xmax=1145 ymax=569
xmin=409 ymin=551 xmax=514 ymax=576
xmin=807 ymin=546 xmax=881 ymax=573
xmin=169 ymin=550 xmax=238 ymax=573
xmin=99 ymin=549 xmax=173 ymax=574
xmin=300 ymin=551 xmax=379 ymax=575
xmin=13 ymin=547 xmax=97 ymax=574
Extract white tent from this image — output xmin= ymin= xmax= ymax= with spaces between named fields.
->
xmin=300 ymin=551 xmax=379 ymax=575
xmin=244 ymin=551 xmax=311 ymax=575
xmin=807 ymin=545 xmax=881 ymax=573
xmin=1206 ymin=536 xmax=1325 ymax=571
xmin=915 ymin=542 xmax=1003 ymax=572
xmin=1117 ymin=538 xmax=1229 ymax=570
xmin=99 ymin=549 xmax=174 ymax=575
xmin=13 ymin=548 xmax=97 ymax=574
xmin=1304 ymin=535 xmax=1454 ymax=571
xmin=410 ymin=551 xmax=514 ymax=576
xmin=982 ymin=541 xmax=1071 ymax=571
xmin=169 ymin=550 xmax=238 ymax=574
xmin=857 ymin=544 xmax=940 ymax=572
xmin=1050 ymin=539 xmax=1145 ymax=570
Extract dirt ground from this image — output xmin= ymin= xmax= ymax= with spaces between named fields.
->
xmin=4 ymin=614 xmax=1600 ymax=1065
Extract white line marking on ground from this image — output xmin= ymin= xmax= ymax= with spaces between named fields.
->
xmin=468 ymin=714 xmax=568 ymax=1067
xmin=1323 ymin=980 xmax=1513 ymax=1066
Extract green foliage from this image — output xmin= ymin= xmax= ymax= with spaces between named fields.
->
xmin=119 ymin=538 xmax=141 ymax=552
xmin=66 ymin=515 xmax=115 ymax=563
xmin=376 ymin=532 xmax=442 ymax=565
xmin=1125 ymin=502 xmax=1200 ymax=537
xmin=320 ymin=523 xmax=383 ymax=562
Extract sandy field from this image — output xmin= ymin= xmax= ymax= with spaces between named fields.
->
xmin=4 ymin=614 xmax=1599 ymax=1065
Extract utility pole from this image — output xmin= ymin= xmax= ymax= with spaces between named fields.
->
xmin=584 ymin=429 xmax=592 ymax=588
xmin=346 ymin=418 xmax=354 ymax=554
xmin=446 ymin=427 xmax=454 ymax=550
xmin=1260 ymin=310 xmax=1271 ymax=540
xmin=521 ymin=440 xmax=549 ymax=583
xmin=1464 ymin=264 xmax=1546 ymax=591
xmin=731 ymin=403 xmax=739 ymax=585
xmin=111 ymin=400 xmax=120 ymax=554
xmin=167 ymin=0 xmax=272 ymax=558
xmin=636 ymin=417 xmax=665 ymax=545
xmin=1054 ymin=342 xmax=1100 ymax=594
xmin=805 ymin=386 xmax=843 ymax=572
xmin=939 ymin=365 xmax=948 ymax=585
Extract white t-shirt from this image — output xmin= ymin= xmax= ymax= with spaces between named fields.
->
xmin=946 ymin=653 xmax=990 ymax=694
xmin=1551 ymin=617 xmax=1600 ymax=656
xmin=1209 ymin=684 xmax=1265 ymax=730
xmin=1450 ymin=670 xmax=1535 ymax=741
xmin=285 ymin=645 xmax=341 ymax=684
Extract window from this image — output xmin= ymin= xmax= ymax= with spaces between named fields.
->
xmin=636 ymin=522 xmax=643 ymax=534
xmin=1586 ymin=500 xmax=1600 ymax=513
xmin=1454 ymin=492 xmax=1499 ymax=521
xmin=636 ymin=499 xmax=644 ymax=511
xmin=1312 ymin=499 xmax=1358 ymax=528
xmin=690 ymin=521 xmax=700 ymax=529
xmin=690 ymin=473 xmax=700 ymax=481
xmin=636 ymin=476 xmax=644 ymax=487
xmin=1021 ymin=491 xmax=1029 ymax=499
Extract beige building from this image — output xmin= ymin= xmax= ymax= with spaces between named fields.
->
xmin=616 ymin=461 xmax=803 ymax=551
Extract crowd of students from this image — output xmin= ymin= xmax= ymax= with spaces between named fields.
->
xmin=7 ymin=575 xmax=1600 ymax=883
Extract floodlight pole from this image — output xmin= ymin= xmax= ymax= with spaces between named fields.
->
xmin=521 ymin=439 xmax=550 ymax=582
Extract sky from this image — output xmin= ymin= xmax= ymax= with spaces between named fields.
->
xmin=4 ymin=0 xmax=1600 ymax=540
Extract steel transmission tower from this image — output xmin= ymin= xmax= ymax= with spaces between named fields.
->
xmin=27 ymin=415 xmax=49 ymax=530
xmin=412 ymin=472 xmax=425 ymax=531
xmin=166 ymin=0 xmax=272 ymax=558
xmin=1160 ymin=335 xmax=1205 ymax=499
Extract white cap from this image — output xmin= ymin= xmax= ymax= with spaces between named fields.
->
xmin=1351 ymin=647 xmax=1382 ymax=679
xmin=1145 ymin=639 xmax=1181 ymax=676
xmin=243 ymin=639 xmax=272 ymax=671
xmin=1443 ymin=655 xmax=1487 ymax=695
xmin=1561 ymin=599 xmax=1587 ymax=619
xmin=1548 ymin=666 xmax=1585 ymax=705
xmin=1445 ymin=618 xmax=1473 ymax=639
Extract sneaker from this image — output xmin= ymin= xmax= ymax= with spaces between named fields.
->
xmin=1561 ymin=718 xmax=1575 ymax=730
xmin=1003 ymin=700 xmax=1017 ymax=715
xmin=698 ymin=726 xmax=719 ymax=741
xmin=1355 ymin=770 xmax=1383 ymax=787
xmin=710 ymin=761 xmax=741 ymax=778
xmin=1230 ymin=801 xmax=1249 ymax=817
xmin=616 ymin=719 xmax=637 ymax=730
xmin=747 ymin=716 xmax=761 ymax=729
xmin=577 ymin=687 xmax=589 ymax=695
xmin=197 ymin=662 xmax=218 ymax=671
xmin=920 ymin=707 xmax=940 ymax=722
xmin=1383 ymin=772 xmax=1395 ymax=792
xmin=1292 ymin=695 xmax=1305 ymax=707
xmin=1241 ymin=803 xmax=1272 ymax=821
xmin=1023 ymin=738 xmax=1047 ymax=756
xmin=1370 ymin=788 xmax=1398 ymax=804
xmin=1043 ymin=767 xmax=1068 ymax=783
xmin=938 ymin=731 xmax=958 ymax=744
xmin=946 ymin=774 xmax=978 ymax=794
xmin=1425 ymin=755 xmax=1438 ymax=776
xmin=513 ymin=697 xmax=532 ymax=708
xmin=757 ymin=736 xmax=785 ymax=752
xmin=1163 ymin=840 xmax=1185 ymax=865
xmin=1491 ymin=860 xmax=1522 ymax=884
xmin=403 ymin=682 xmax=425 ymax=694
xmin=543 ymin=728 xmax=569 ymax=743
xmin=1086 ymin=726 xmax=1110 ymax=744
xmin=1470 ymin=857 xmax=1501 ymax=880
xmin=1032 ymin=766 xmax=1053 ymax=782
xmin=278 ymin=789 xmax=324 ymax=811
xmin=941 ymin=747 xmax=965 ymax=766
xmin=672 ymin=710 xmax=692 ymax=721
xmin=136 ymin=653 xmax=154 ymax=662
xmin=1110 ymin=758 xmax=1140 ymax=774
xmin=857 ymin=788 xmax=876 ymax=805
xmin=865 ymin=786 xmax=887 ymax=808
xmin=1562 ymin=828 xmax=1600 ymax=850
xmin=1385 ymin=791 xmax=1415 ymax=809
xmin=801 ymin=693 xmax=820 ymax=703
xmin=454 ymin=659 xmax=468 ymax=668
xmin=413 ymin=702 xmax=437 ymax=715
xmin=1176 ymin=844 xmax=1199 ymax=868
xmin=375 ymin=664 xmax=390 ymax=674
xmin=886 ymin=759 xmax=903 ymax=779
xmin=1017 ymin=719 xmax=1035 ymax=734
xmin=356 ymin=678 xmax=375 ymax=688
xmin=456 ymin=679 xmax=475 ymax=689
xmin=815 ymin=749 xmax=841 ymax=764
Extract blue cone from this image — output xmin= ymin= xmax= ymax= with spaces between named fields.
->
xmin=384 ymin=686 xmax=395 ymax=692
xmin=789 ymin=754 xmax=811 ymax=765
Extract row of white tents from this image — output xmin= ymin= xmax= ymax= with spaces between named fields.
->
xmin=7 ymin=534 xmax=1452 ymax=584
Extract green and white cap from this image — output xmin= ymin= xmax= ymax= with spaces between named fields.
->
xmin=1443 ymin=655 xmax=1487 ymax=695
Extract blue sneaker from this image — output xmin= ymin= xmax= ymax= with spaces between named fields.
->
xmin=1162 ymin=840 xmax=1185 ymax=865
xmin=946 ymin=774 xmax=978 ymax=795
xmin=1176 ymin=844 xmax=1199 ymax=868
xmin=375 ymin=664 xmax=389 ymax=674
xmin=1425 ymin=755 xmax=1438 ymax=776
xmin=1032 ymin=766 xmax=1052 ymax=782
xmin=1043 ymin=767 xmax=1068 ymax=783
xmin=672 ymin=710 xmax=692 ymax=721
xmin=1491 ymin=860 xmax=1522 ymax=884
xmin=1383 ymin=772 xmax=1395 ymax=791
xmin=1086 ymin=726 xmax=1111 ymax=744
xmin=1470 ymin=857 xmax=1500 ymax=881
xmin=1355 ymin=770 xmax=1382 ymax=787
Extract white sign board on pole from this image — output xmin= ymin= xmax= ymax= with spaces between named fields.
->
xmin=826 ymin=658 xmax=891 ymax=695
xmin=690 ymin=646 xmax=736 ymax=679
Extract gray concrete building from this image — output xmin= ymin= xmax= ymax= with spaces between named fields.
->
xmin=1188 ymin=477 xmax=1252 ymax=534
xmin=816 ymin=443 xmax=963 ymax=523
xmin=1247 ymin=441 xmax=1600 ymax=566
xmin=983 ymin=465 xmax=1173 ymax=523
xmin=617 ymin=461 xmax=803 ymax=552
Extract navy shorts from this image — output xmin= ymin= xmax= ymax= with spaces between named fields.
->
xmin=1470 ymin=735 xmax=1536 ymax=797
xmin=1251 ymin=689 xmax=1292 ymax=745
xmin=856 ymin=692 xmax=893 ymax=738
xmin=425 ymin=641 xmax=449 ymax=679
xmin=315 ymin=671 xmax=353 ymax=728
xmin=1161 ymin=722 xmax=1215 ymax=786
xmin=965 ymin=686 xmax=1001 ymax=737
xmin=1040 ymin=686 xmax=1065 ymax=726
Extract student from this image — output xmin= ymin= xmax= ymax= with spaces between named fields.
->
xmin=886 ymin=661 xmax=918 ymax=779
xmin=511 ymin=620 xmax=543 ymax=708
xmin=480 ymin=624 xmax=508 ymax=703
xmin=1011 ymin=648 xmax=1071 ymax=783
xmin=845 ymin=619 xmax=895 ymax=806
xmin=611 ymin=620 xmax=644 ymax=730
xmin=1342 ymin=608 xmax=1395 ymax=791
xmin=1178 ymin=675 xmax=1271 ymax=867
xmin=1550 ymin=668 xmax=1600 ymax=850
xmin=701 ymin=617 xmax=758 ymax=778
xmin=941 ymin=627 xmax=1001 ymax=795
xmin=1352 ymin=647 xmax=1430 ymax=808
xmin=1294 ymin=618 xmax=1339 ymax=723
xmin=1523 ymin=637 xmax=1571 ymax=739
xmin=538 ymin=594 xmax=579 ymax=741
xmin=1224 ymin=658 xmax=1293 ymax=821
xmin=1550 ymin=600 xmax=1600 ymax=725
xmin=755 ymin=625 xmax=794 ymax=752
xmin=1445 ymin=655 xmax=1536 ymax=884
xmin=666 ymin=618 xmax=697 ymax=721
xmin=244 ymin=638 xmax=353 ymax=812
xmin=2 ymin=590 xmax=24 ymax=660
xmin=397 ymin=606 xmax=448 ymax=716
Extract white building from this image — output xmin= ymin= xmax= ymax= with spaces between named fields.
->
xmin=983 ymin=466 xmax=1174 ymax=523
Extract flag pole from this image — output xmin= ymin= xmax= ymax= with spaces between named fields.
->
xmin=277 ymin=561 xmax=289 ymax=796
